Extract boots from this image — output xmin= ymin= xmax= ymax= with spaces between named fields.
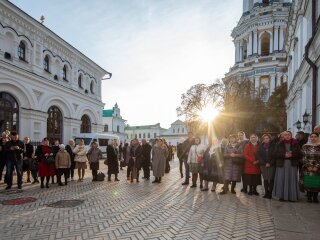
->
xmin=307 ymin=192 xmax=313 ymax=203
xmin=231 ymin=181 xmax=236 ymax=194
xmin=248 ymin=185 xmax=253 ymax=195
xmin=136 ymin=172 xmax=140 ymax=182
xmin=115 ymin=174 xmax=120 ymax=181
xmin=268 ymin=180 xmax=274 ymax=199
xmin=152 ymin=177 xmax=158 ymax=183
xmin=252 ymin=186 xmax=259 ymax=196
xmin=263 ymin=180 xmax=269 ymax=198
xmin=158 ymin=177 xmax=161 ymax=183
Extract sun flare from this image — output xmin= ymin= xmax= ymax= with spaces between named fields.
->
xmin=199 ymin=105 xmax=220 ymax=122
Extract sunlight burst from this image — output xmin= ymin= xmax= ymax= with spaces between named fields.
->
xmin=199 ymin=105 xmax=219 ymax=122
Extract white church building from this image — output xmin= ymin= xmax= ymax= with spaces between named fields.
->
xmin=0 ymin=1 xmax=111 ymax=144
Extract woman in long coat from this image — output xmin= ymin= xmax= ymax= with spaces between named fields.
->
xmin=202 ymin=138 xmax=224 ymax=192
xmin=35 ymin=138 xmax=56 ymax=188
xmin=107 ymin=139 xmax=119 ymax=181
xmin=301 ymin=132 xmax=320 ymax=203
xmin=129 ymin=139 xmax=142 ymax=182
xmin=243 ymin=134 xmax=261 ymax=195
xmin=258 ymin=134 xmax=276 ymax=199
xmin=73 ymin=139 xmax=88 ymax=182
xmin=273 ymin=131 xmax=301 ymax=202
xmin=87 ymin=141 xmax=102 ymax=181
xmin=152 ymin=139 xmax=168 ymax=183
xmin=223 ymin=134 xmax=244 ymax=194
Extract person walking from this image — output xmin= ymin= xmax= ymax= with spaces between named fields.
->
xmin=55 ymin=144 xmax=71 ymax=186
xmin=152 ymin=139 xmax=168 ymax=183
xmin=65 ymin=139 xmax=76 ymax=181
xmin=5 ymin=131 xmax=24 ymax=190
xmin=273 ymin=131 xmax=301 ymax=202
xmin=258 ymin=134 xmax=276 ymax=199
xmin=107 ymin=139 xmax=120 ymax=181
xmin=35 ymin=138 xmax=55 ymax=188
xmin=301 ymin=132 xmax=320 ymax=203
xmin=181 ymin=132 xmax=195 ymax=185
xmin=87 ymin=141 xmax=102 ymax=181
xmin=202 ymin=138 xmax=225 ymax=193
xmin=223 ymin=134 xmax=244 ymax=194
xmin=243 ymin=134 xmax=261 ymax=195
xmin=187 ymin=137 xmax=207 ymax=189
xmin=73 ymin=139 xmax=88 ymax=182
xmin=141 ymin=139 xmax=152 ymax=180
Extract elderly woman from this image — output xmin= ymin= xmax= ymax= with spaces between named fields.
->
xmin=65 ymin=139 xmax=76 ymax=181
xmin=87 ymin=141 xmax=102 ymax=181
xmin=223 ymin=134 xmax=244 ymax=194
xmin=243 ymin=134 xmax=261 ymax=195
xmin=258 ymin=134 xmax=276 ymax=199
xmin=273 ymin=131 xmax=302 ymax=202
xmin=301 ymin=132 xmax=320 ymax=203
xmin=35 ymin=138 xmax=55 ymax=188
xmin=73 ymin=139 xmax=88 ymax=182
xmin=107 ymin=139 xmax=119 ymax=182
xmin=152 ymin=139 xmax=169 ymax=183
xmin=55 ymin=144 xmax=71 ymax=186
xmin=188 ymin=137 xmax=207 ymax=188
xmin=202 ymin=138 xmax=224 ymax=192
xmin=129 ymin=139 xmax=142 ymax=183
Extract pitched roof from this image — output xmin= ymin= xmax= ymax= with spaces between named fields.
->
xmin=125 ymin=123 xmax=165 ymax=130
xmin=171 ymin=119 xmax=185 ymax=125
xmin=102 ymin=109 xmax=113 ymax=117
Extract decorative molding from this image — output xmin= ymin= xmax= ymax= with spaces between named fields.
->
xmin=43 ymin=49 xmax=72 ymax=69
xmin=0 ymin=21 xmax=33 ymax=47
xmin=32 ymin=89 xmax=43 ymax=102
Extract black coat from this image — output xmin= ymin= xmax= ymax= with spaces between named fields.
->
xmin=23 ymin=143 xmax=34 ymax=159
xmin=6 ymin=140 xmax=24 ymax=162
xmin=181 ymin=138 xmax=195 ymax=160
xmin=129 ymin=145 xmax=143 ymax=170
xmin=274 ymin=140 xmax=302 ymax=167
xmin=107 ymin=145 xmax=119 ymax=174
xmin=141 ymin=143 xmax=152 ymax=167
xmin=258 ymin=143 xmax=275 ymax=166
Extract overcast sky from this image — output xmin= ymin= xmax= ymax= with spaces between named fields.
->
xmin=10 ymin=0 xmax=242 ymax=128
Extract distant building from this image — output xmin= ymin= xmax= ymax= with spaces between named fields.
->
xmin=0 ymin=1 xmax=111 ymax=144
xmin=160 ymin=120 xmax=188 ymax=146
xmin=102 ymin=103 xmax=126 ymax=143
xmin=285 ymin=0 xmax=320 ymax=134
xmin=125 ymin=123 xmax=166 ymax=143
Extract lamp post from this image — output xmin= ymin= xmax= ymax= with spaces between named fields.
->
xmin=296 ymin=120 xmax=302 ymax=130
xmin=303 ymin=111 xmax=309 ymax=126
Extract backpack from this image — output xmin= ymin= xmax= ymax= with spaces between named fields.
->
xmin=96 ymin=172 xmax=105 ymax=181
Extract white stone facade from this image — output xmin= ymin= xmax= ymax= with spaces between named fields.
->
xmin=0 ymin=1 xmax=110 ymax=143
xmin=285 ymin=0 xmax=320 ymax=134
xmin=160 ymin=120 xmax=188 ymax=146
xmin=224 ymin=0 xmax=291 ymax=103
xmin=102 ymin=103 xmax=126 ymax=143
xmin=125 ymin=123 xmax=166 ymax=143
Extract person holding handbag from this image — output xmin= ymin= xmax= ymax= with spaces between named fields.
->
xmin=35 ymin=138 xmax=55 ymax=188
xmin=223 ymin=134 xmax=244 ymax=194
xmin=187 ymin=137 xmax=207 ymax=188
xmin=87 ymin=141 xmax=102 ymax=181
xmin=73 ymin=139 xmax=88 ymax=182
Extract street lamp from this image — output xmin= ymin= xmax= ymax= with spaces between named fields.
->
xmin=303 ymin=111 xmax=309 ymax=125
xmin=296 ymin=120 xmax=302 ymax=130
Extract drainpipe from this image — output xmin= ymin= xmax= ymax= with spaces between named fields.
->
xmin=304 ymin=0 xmax=318 ymax=130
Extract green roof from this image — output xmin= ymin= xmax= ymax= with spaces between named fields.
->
xmin=102 ymin=109 xmax=113 ymax=117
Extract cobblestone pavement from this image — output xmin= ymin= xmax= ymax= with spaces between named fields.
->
xmin=0 ymin=159 xmax=319 ymax=240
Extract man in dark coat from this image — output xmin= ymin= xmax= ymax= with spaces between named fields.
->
xmin=107 ymin=140 xmax=119 ymax=181
xmin=5 ymin=131 xmax=24 ymax=190
xmin=181 ymin=132 xmax=195 ymax=185
xmin=141 ymin=139 xmax=152 ymax=180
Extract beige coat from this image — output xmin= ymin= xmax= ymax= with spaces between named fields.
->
xmin=55 ymin=150 xmax=71 ymax=169
xmin=73 ymin=145 xmax=88 ymax=162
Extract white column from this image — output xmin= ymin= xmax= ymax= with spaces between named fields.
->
xmin=270 ymin=74 xmax=276 ymax=95
xmin=235 ymin=40 xmax=240 ymax=63
xmin=253 ymin=30 xmax=258 ymax=54
xmin=279 ymin=27 xmax=284 ymax=50
xmin=248 ymin=32 xmax=253 ymax=56
xmin=255 ymin=76 xmax=260 ymax=96
xmin=270 ymin=32 xmax=273 ymax=53
xmin=276 ymin=73 xmax=282 ymax=87
xmin=274 ymin=27 xmax=279 ymax=51
xmin=239 ymin=42 xmax=243 ymax=62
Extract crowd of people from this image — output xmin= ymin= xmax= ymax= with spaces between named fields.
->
xmin=177 ymin=125 xmax=320 ymax=203
xmin=1 ymin=125 xmax=320 ymax=203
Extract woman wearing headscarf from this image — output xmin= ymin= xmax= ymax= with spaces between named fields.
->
xmin=243 ymin=134 xmax=261 ymax=195
xmin=202 ymin=137 xmax=225 ymax=193
xmin=152 ymin=139 xmax=169 ymax=183
xmin=223 ymin=134 xmax=244 ymax=194
xmin=258 ymin=134 xmax=276 ymax=199
xmin=301 ymin=132 xmax=320 ymax=203
xmin=273 ymin=131 xmax=302 ymax=202
xmin=55 ymin=144 xmax=71 ymax=186
xmin=187 ymin=137 xmax=207 ymax=188
xmin=107 ymin=139 xmax=120 ymax=181
xmin=238 ymin=131 xmax=249 ymax=193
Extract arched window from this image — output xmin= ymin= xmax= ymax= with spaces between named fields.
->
xmin=117 ymin=125 xmax=120 ymax=133
xmin=90 ymin=81 xmax=94 ymax=94
xmin=242 ymin=40 xmax=248 ymax=60
xmin=44 ymin=55 xmax=50 ymax=72
xmin=78 ymin=75 xmax=83 ymax=89
xmin=63 ymin=65 xmax=67 ymax=80
xmin=80 ymin=114 xmax=91 ymax=133
xmin=18 ymin=41 xmax=26 ymax=60
xmin=261 ymin=32 xmax=270 ymax=56
xmin=0 ymin=92 xmax=19 ymax=133
xmin=104 ymin=124 xmax=109 ymax=132
xmin=47 ymin=106 xmax=63 ymax=144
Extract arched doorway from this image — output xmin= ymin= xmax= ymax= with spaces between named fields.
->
xmin=0 ymin=92 xmax=19 ymax=133
xmin=47 ymin=106 xmax=63 ymax=144
xmin=80 ymin=115 xmax=91 ymax=133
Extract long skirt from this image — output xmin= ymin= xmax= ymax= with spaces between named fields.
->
xmin=224 ymin=159 xmax=242 ymax=182
xmin=260 ymin=166 xmax=275 ymax=181
xmin=189 ymin=163 xmax=203 ymax=174
xmin=243 ymin=174 xmax=262 ymax=186
xmin=38 ymin=161 xmax=55 ymax=177
xmin=273 ymin=160 xmax=299 ymax=201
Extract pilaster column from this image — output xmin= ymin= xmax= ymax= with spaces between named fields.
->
xmin=248 ymin=32 xmax=253 ymax=56
xmin=253 ymin=30 xmax=258 ymax=54
xmin=274 ymin=27 xmax=279 ymax=51
xmin=270 ymin=74 xmax=276 ymax=95
xmin=255 ymin=76 xmax=260 ymax=96
xmin=279 ymin=27 xmax=284 ymax=50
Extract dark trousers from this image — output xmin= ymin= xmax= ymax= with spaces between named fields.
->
xmin=92 ymin=170 xmax=98 ymax=179
xmin=142 ymin=165 xmax=150 ymax=179
xmin=183 ymin=158 xmax=190 ymax=183
xmin=0 ymin=159 xmax=6 ymax=182
xmin=6 ymin=159 xmax=23 ymax=187
xmin=31 ymin=169 xmax=38 ymax=181
xmin=192 ymin=173 xmax=203 ymax=186
xmin=179 ymin=159 xmax=183 ymax=177
xmin=57 ymin=168 xmax=69 ymax=184
xmin=127 ymin=166 xmax=131 ymax=178
xmin=69 ymin=161 xmax=75 ymax=178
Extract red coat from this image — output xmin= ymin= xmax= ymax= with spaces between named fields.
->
xmin=243 ymin=143 xmax=260 ymax=175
